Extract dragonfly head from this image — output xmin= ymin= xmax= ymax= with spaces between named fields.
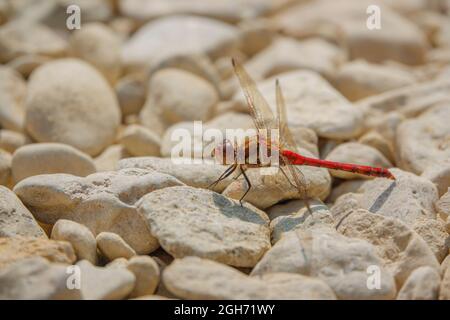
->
xmin=212 ymin=139 xmax=235 ymax=165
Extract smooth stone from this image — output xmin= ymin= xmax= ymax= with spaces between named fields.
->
xmin=14 ymin=168 xmax=184 ymax=254
xmin=115 ymin=73 xmax=146 ymax=116
xmin=412 ymin=217 xmax=449 ymax=263
xmin=0 ymin=130 xmax=28 ymax=153
xmin=96 ymin=232 xmax=137 ymax=261
xmin=0 ymin=150 xmax=11 ymax=186
xmin=436 ymin=190 xmax=450 ymax=220
xmin=138 ymin=186 xmax=270 ymax=268
xmin=51 ymin=219 xmax=97 ymax=264
xmin=358 ymin=131 xmax=395 ymax=164
xmin=163 ymin=256 xmax=336 ymax=299
xmin=397 ymin=266 xmax=441 ymax=300
xmin=12 ymin=143 xmax=96 ymax=183
xmin=421 ymin=159 xmax=450 ymax=197
xmin=0 ymin=66 xmax=26 ymax=131
xmin=94 ymin=144 xmax=131 ymax=172
xmin=119 ymin=125 xmax=161 ymax=157
xmin=0 ymin=186 xmax=46 ymax=238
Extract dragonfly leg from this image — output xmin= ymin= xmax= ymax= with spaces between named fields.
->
xmin=239 ymin=165 xmax=252 ymax=206
xmin=280 ymin=166 xmax=296 ymax=188
xmin=208 ymin=164 xmax=237 ymax=190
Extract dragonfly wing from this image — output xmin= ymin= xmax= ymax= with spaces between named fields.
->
xmin=232 ymin=58 xmax=277 ymax=131
xmin=275 ymin=79 xmax=297 ymax=151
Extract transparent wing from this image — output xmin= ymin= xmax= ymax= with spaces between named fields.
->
xmin=275 ymin=79 xmax=297 ymax=151
xmin=232 ymin=58 xmax=278 ymax=131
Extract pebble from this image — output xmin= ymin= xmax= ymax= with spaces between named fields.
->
xmin=436 ymin=190 xmax=450 ymax=220
xmin=358 ymin=131 xmax=395 ymax=164
xmin=70 ymin=23 xmax=122 ymax=84
xmin=0 ymin=149 xmax=11 ymax=186
xmin=94 ymin=144 xmax=131 ymax=172
xmin=96 ymin=232 xmax=137 ymax=261
xmin=421 ymin=159 xmax=450 ymax=197
xmin=0 ymin=186 xmax=46 ymax=238
xmin=440 ymin=262 xmax=450 ymax=300
xmin=163 ymin=256 xmax=336 ymax=299
xmin=397 ymin=266 xmax=441 ymax=300
xmin=25 ymin=58 xmax=121 ymax=156
xmin=138 ymin=186 xmax=271 ymax=267
xmin=0 ymin=66 xmax=26 ymax=132
xmin=0 ymin=130 xmax=28 ymax=153
xmin=0 ymin=236 xmax=76 ymax=269
xmin=51 ymin=219 xmax=97 ymax=264
xmin=325 ymin=142 xmax=392 ymax=179
xmin=251 ymin=227 xmax=396 ymax=300
xmin=119 ymin=125 xmax=161 ymax=157
xmin=11 ymin=143 xmax=97 ymax=183
xmin=14 ymin=168 xmax=184 ymax=254
xmin=115 ymin=73 xmax=146 ymax=116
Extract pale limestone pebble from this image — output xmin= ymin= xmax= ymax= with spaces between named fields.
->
xmin=330 ymin=192 xmax=363 ymax=222
xmin=355 ymin=168 xmax=438 ymax=225
xmin=336 ymin=209 xmax=440 ymax=287
xmin=70 ymin=23 xmax=122 ymax=84
xmin=436 ymin=190 xmax=450 ymax=220
xmin=440 ymin=262 xmax=450 ymax=300
xmin=251 ymin=227 xmax=396 ymax=300
xmin=138 ymin=186 xmax=270 ymax=268
xmin=0 ymin=257 xmax=81 ymax=300
xmin=118 ymin=157 xmax=233 ymax=192
xmin=0 ymin=130 xmax=28 ymax=153
xmin=121 ymin=15 xmax=239 ymax=68
xmin=269 ymin=200 xmax=334 ymax=243
xmin=163 ymin=256 xmax=336 ymax=300
xmin=119 ymin=0 xmax=288 ymax=23
xmin=0 ymin=66 xmax=26 ymax=132
xmin=0 ymin=149 xmax=11 ymax=186
xmin=115 ymin=73 xmax=146 ymax=116
xmin=327 ymin=179 xmax=366 ymax=204
xmin=94 ymin=144 xmax=131 ymax=172
xmin=77 ymin=260 xmax=135 ymax=300
xmin=0 ymin=186 xmax=46 ymax=238
xmin=108 ymin=17 xmax=139 ymax=41
xmin=275 ymin=0 xmax=427 ymax=65
xmin=427 ymin=48 xmax=450 ymax=65
xmin=119 ymin=125 xmax=161 ymax=157
xmin=396 ymin=103 xmax=450 ymax=175
xmin=267 ymin=199 xmax=314 ymax=221
xmin=223 ymin=148 xmax=331 ymax=209
xmin=364 ymin=111 xmax=405 ymax=148
xmin=25 ymin=58 xmax=121 ymax=156
xmin=0 ymin=20 xmax=67 ymax=63
xmin=356 ymin=79 xmax=450 ymax=117
xmin=358 ymin=131 xmax=395 ymax=164
xmin=6 ymin=54 xmax=51 ymax=78
xmin=233 ymin=70 xmax=364 ymax=140
xmin=421 ymin=160 xmax=450 ymax=197
xmin=412 ymin=218 xmax=449 ymax=263
xmin=333 ymin=60 xmax=415 ymax=101
xmin=0 ymin=236 xmax=76 ymax=269
xmin=397 ymin=266 xmax=441 ymax=300
xmin=51 ymin=219 xmax=97 ymax=264
xmin=140 ymin=68 xmax=218 ymax=132
xmin=159 ymin=121 xmax=203 ymax=158
xmin=237 ymin=18 xmax=275 ymax=57
xmin=12 ymin=143 xmax=97 ymax=183
xmin=325 ymin=142 xmax=392 ymax=180
xmin=96 ymin=232 xmax=137 ymax=261
xmin=243 ymin=37 xmax=345 ymax=81
xmin=132 ymin=295 xmax=174 ymax=300
xmin=13 ymin=168 xmax=184 ymax=254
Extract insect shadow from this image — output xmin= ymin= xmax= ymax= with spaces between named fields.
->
xmin=368 ymin=180 xmax=397 ymax=213
xmin=212 ymin=192 xmax=267 ymax=225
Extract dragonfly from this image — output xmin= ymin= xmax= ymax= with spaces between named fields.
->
xmin=210 ymin=59 xmax=395 ymax=209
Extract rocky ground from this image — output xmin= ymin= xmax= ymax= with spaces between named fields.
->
xmin=0 ymin=0 xmax=450 ymax=300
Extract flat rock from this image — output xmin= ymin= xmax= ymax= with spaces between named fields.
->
xmin=233 ymin=70 xmax=364 ymax=139
xmin=0 ymin=236 xmax=76 ymax=269
xmin=336 ymin=209 xmax=440 ymax=286
xmin=138 ymin=186 xmax=271 ymax=267
xmin=325 ymin=142 xmax=392 ymax=179
xmin=14 ymin=168 xmax=184 ymax=254
xmin=25 ymin=58 xmax=121 ymax=156
xmin=12 ymin=143 xmax=96 ymax=183
xmin=0 ymin=186 xmax=46 ymax=238
xmin=96 ymin=232 xmax=136 ymax=261
xmin=0 ymin=257 xmax=81 ymax=299
xmin=51 ymin=219 xmax=97 ymax=264
xmin=163 ymin=256 xmax=336 ymax=299
xmin=251 ymin=227 xmax=396 ymax=300
xmin=397 ymin=266 xmax=441 ymax=300
xmin=0 ymin=66 xmax=26 ymax=131
xmin=396 ymin=102 xmax=450 ymax=175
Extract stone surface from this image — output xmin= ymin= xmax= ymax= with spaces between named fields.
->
xmin=336 ymin=209 xmax=440 ymax=286
xmin=0 ymin=236 xmax=76 ymax=269
xmin=119 ymin=125 xmax=161 ymax=157
xmin=138 ymin=186 xmax=271 ymax=267
xmin=163 ymin=256 xmax=336 ymax=299
xmin=251 ymin=227 xmax=396 ymax=300
xmin=358 ymin=131 xmax=395 ymax=164
xmin=0 ymin=149 xmax=11 ymax=186
xmin=51 ymin=219 xmax=97 ymax=264
xmin=12 ymin=143 xmax=96 ymax=183
xmin=14 ymin=168 xmax=184 ymax=254
xmin=0 ymin=130 xmax=28 ymax=153
xmin=96 ymin=232 xmax=136 ymax=261
xmin=77 ymin=260 xmax=135 ymax=300
xmin=436 ymin=190 xmax=450 ymax=220
xmin=25 ymin=58 xmax=121 ymax=156
xmin=233 ymin=70 xmax=364 ymax=139
xmin=0 ymin=257 xmax=81 ymax=300
xmin=440 ymin=262 xmax=450 ymax=300
xmin=411 ymin=217 xmax=449 ymax=263
xmin=397 ymin=103 xmax=450 ymax=175
xmin=70 ymin=23 xmax=121 ymax=84
xmin=0 ymin=66 xmax=26 ymax=132
xmin=325 ymin=142 xmax=392 ymax=179
xmin=397 ymin=266 xmax=441 ymax=300
xmin=115 ymin=73 xmax=146 ymax=116
xmin=421 ymin=160 xmax=450 ymax=197
xmin=94 ymin=144 xmax=131 ymax=172
xmin=0 ymin=186 xmax=46 ymax=238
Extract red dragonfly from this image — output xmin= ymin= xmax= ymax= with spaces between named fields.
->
xmin=210 ymin=59 xmax=395 ymax=208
